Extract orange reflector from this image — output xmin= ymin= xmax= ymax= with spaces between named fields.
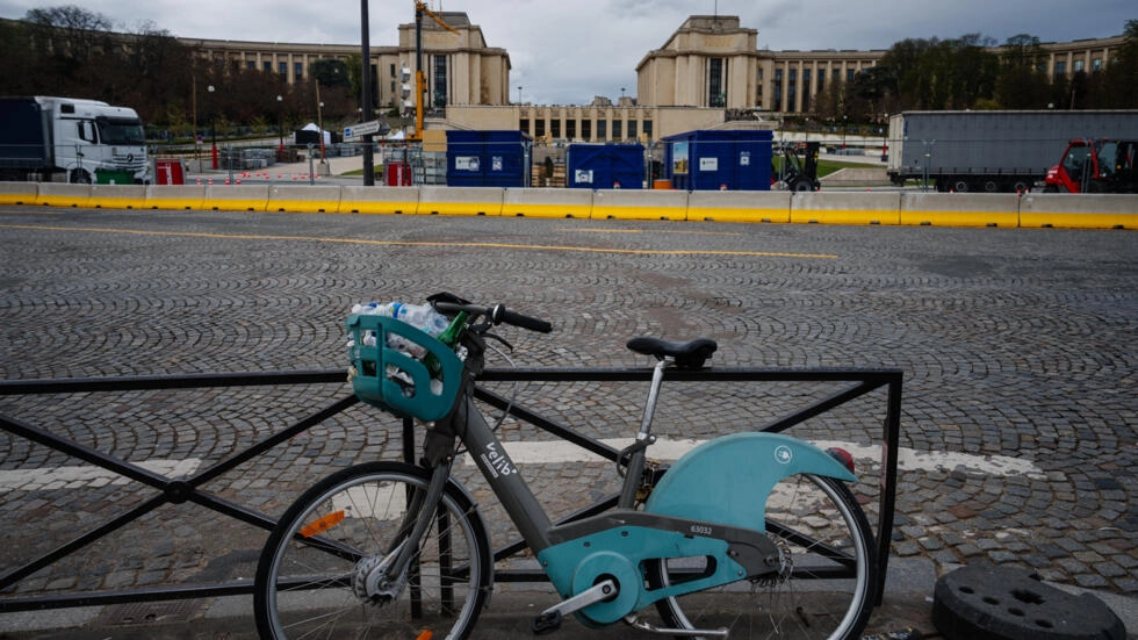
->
xmin=416 ymin=630 xmax=433 ymax=640
xmin=299 ymin=510 xmax=345 ymax=538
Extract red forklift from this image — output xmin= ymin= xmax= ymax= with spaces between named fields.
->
xmin=1043 ymin=138 xmax=1138 ymax=193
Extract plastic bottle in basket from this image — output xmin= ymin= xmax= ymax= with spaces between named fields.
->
xmin=394 ymin=303 xmax=450 ymax=336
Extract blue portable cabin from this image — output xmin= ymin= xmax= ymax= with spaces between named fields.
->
xmin=662 ymin=129 xmax=773 ymax=191
xmin=446 ymin=130 xmax=532 ymax=188
xmin=566 ymin=143 xmax=645 ymax=189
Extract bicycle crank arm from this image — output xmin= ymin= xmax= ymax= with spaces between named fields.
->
xmin=624 ymin=614 xmax=729 ymax=638
xmin=532 ymin=579 xmax=617 ymax=634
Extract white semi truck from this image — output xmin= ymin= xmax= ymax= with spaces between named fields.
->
xmin=0 ymin=96 xmax=148 ymax=183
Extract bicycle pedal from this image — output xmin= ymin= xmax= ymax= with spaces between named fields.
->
xmin=531 ymin=610 xmax=562 ymax=635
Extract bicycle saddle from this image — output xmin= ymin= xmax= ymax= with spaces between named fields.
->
xmin=626 ymin=337 xmax=718 ymax=370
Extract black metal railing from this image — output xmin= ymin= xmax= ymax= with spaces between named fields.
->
xmin=0 ymin=365 xmax=901 ymax=612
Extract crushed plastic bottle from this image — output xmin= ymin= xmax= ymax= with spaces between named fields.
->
xmin=393 ymin=303 xmax=450 ymax=337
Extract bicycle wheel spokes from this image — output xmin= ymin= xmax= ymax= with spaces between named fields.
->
xmin=651 ymin=474 xmax=875 ymax=640
xmin=259 ymin=468 xmax=487 ymax=639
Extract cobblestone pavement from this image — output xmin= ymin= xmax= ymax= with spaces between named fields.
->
xmin=0 ymin=207 xmax=1135 ymax=633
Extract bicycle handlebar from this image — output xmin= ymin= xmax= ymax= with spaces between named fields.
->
xmin=433 ymin=301 xmax=553 ymax=333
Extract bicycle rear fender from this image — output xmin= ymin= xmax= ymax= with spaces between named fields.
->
xmin=644 ymin=432 xmax=856 ymax=531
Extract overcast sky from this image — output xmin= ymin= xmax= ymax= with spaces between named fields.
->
xmin=1 ymin=0 xmax=1133 ymax=104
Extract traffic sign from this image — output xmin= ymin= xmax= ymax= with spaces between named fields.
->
xmin=343 ymin=119 xmax=386 ymax=142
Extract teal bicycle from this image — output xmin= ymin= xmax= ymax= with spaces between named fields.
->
xmin=253 ymin=293 xmax=877 ymax=639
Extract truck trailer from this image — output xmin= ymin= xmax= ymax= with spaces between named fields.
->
xmin=887 ymin=110 xmax=1138 ymax=193
xmin=0 ymin=96 xmax=148 ymax=183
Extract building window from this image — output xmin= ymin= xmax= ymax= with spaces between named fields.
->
xmin=246 ymin=61 xmax=255 ymax=70
xmin=582 ymin=119 xmax=592 ymax=140
xmin=1073 ymin=59 xmax=1085 ymax=73
xmin=774 ymin=68 xmax=783 ymax=111
xmin=817 ymin=72 xmax=825 ymax=95
xmin=279 ymin=61 xmax=288 ymax=75
xmin=551 ymin=119 xmax=561 ymax=138
xmin=788 ymin=69 xmax=798 ymax=112
xmin=629 ymin=120 xmax=638 ymax=140
xmin=390 ymin=63 xmax=396 ymax=77
xmin=709 ymin=57 xmax=725 ymax=107
xmin=802 ymin=69 xmax=812 ymax=112
xmin=642 ymin=120 xmax=652 ymax=140
xmin=597 ymin=119 xmax=607 ymax=140
xmin=432 ymin=54 xmax=447 ymax=108
xmin=295 ymin=62 xmax=303 ymax=79
xmin=535 ymin=119 xmax=545 ymax=138
xmin=1092 ymin=58 xmax=1103 ymax=72
xmin=833 ymin=69 xmax=841 ymax=84
xmin=846 ymin=68 xmax=855 ymax=82
xmin=1054 ymin=60 xmax=1067 ymax=76
xmin=520 ymin=118 xmax=530 ymax=135
xmin=567 ymin=119 xmax=577 ymax=140
xmin=613 ymin=119 xmax=622 ymax=140
xmin=263 ymin=61 xmax=272 ymax=73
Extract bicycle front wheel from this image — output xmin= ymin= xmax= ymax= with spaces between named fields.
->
xmin=648 ymin=473 xmax=877 ymax=640
xmin=254 ymin=462 xmax=492 ymax=640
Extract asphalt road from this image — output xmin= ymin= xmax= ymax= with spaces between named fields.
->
xmin=0 ymin=207 xmax=1135 ymax=637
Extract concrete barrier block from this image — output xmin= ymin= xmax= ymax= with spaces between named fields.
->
xmin=417 ymin=186 xmax=504 ymax=216
xmin=267 ymin=185 xmax=343 ymax=213
xmin=204 ymin=185 xmax=269 ymax=212
xmin=687 ymin=191 xmax=791 ymax=223
xmin=1019 ymin=194 xmax=1138 ymax=229
xmin=790 ymin=192 xmax=901 ymax=225
xmin=338 ymin=186 xmax=420 ymax=215
xmin=592 ymin=189 xmax=689 ymax=221
xmin=502 ymin=188 xmax=593 ymax=218
xmin=900 ymin=193 xmax=1019 ymax=227
xmin=0 ymin=182 xmax=39 ymax=206
xmin=36 ymin=183 xmax=92 ymax=208
xmin=145 ymin=186 xmax=206 ymax=210
xmin=89 ymin=185 xmax=148 ymax=210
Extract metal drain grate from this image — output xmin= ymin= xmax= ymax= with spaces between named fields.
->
xmin=93 ymin=599 xmax=205 ymax=627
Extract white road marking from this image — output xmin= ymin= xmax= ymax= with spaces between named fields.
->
xmin=0 ymin=459 xmax=203 ymax=492
xmin=462 ymin=437 xmax=1046 ymax=478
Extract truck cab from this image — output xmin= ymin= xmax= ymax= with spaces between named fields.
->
xmin=1044 ymin=138 xmax=1138 ymax=194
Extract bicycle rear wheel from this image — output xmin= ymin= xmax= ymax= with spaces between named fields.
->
xmin=648 ymin=473 xmax=876 ymax=640
xmin=254 ymin=461 xmax=491 ymax=640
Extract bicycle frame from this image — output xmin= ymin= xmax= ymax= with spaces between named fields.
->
xmin=396 ymin=358 xmax=860 ymax=626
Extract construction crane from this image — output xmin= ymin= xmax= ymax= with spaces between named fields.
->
xmin=411 ymin=1 xmax=458 ymax=141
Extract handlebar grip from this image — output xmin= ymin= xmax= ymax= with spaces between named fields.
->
xmin=496 ymin=306 xmax=553 ymax=333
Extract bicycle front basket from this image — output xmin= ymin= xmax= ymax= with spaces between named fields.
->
xmin=346 ymin=314 xmax=464 ymax=422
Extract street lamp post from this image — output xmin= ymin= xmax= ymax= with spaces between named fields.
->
xmin=207 ymin=84 xmax=218 ymax=170
xmin=276 ymin=94 xmax=284 ymax=160
xmin=517 ymin=85 xmax=522 ymax=104
xmin=359 ymin=0 xmax=375 ymax=186
xmin=842 ymin=114 xmax=848 ymax=150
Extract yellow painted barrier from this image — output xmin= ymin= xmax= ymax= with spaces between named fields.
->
xmin=592 ymin=189 xmax=688 ymax=221
xmin=145 ymin=186 xmax=207 ymax=210
xmin=267 ymin=185 xmax=342 ymax=213
xmin=204 ymin=185 xmax=269 ymax=212
xmin=687 ymin=191 xmax=791 ymax=223
xmin=900 ymin=193 xmax=1019 ymax=227
xmin=502 ymin=188 xmax=593 ymax=218
xmin=790 ymin=192 xmax=901 ymax=225
xmin=337 ymin=186 xmax=419 ymax=215
xmin=36 ymin=184 xmax=92 ymax=208
xmin=417 ymin=186 xmax=504 ymax=216
xmin=1019 ymin=193 xmax=1138 ymax=229
xmin=88 ymin=185 xmax=148 ymax=210
xmin=0 ymin=182 xmax=38 ymax=206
